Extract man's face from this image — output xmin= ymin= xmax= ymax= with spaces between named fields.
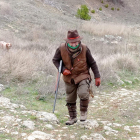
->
xmin=68 ymin=41 xmax=79 ymax=47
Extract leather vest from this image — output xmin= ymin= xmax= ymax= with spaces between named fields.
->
xmin=60 ymin=43 xmax=91 ymax=84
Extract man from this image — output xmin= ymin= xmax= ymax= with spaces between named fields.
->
xmin=52 ymin=30 xmax=101 ymax=125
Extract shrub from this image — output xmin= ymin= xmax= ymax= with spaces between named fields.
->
xmin=101 ymin=0 xmax=104 ymax=3
xmin=117 ymin=8 xmax=120 ymax=11
xmin=115 ymin=54 xmax=138 ymax=72
xmin=111 ymin=7 xmax=115 ymax=11
xmin=99 ymin=7 xmax=102 ymax=11
xmin=104 ymin=4 xmax=108 ymax=8
xmin=76 ymin=5 xmax=91 ymax=20
xmin=91 ymin=9 xmax=95 ymax=13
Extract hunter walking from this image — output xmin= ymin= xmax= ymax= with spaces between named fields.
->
xmin=52 ymin=30 xmax=101 ymax=125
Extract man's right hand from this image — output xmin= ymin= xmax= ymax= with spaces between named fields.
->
xmin=63 ymin=69 xmax=71 ymax=76
xmin=95 ymin=78 xmax=101 ymax=87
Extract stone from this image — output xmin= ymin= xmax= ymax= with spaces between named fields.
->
xmin=36 ymin=111 xmax=59 ymax=123
xmin=124 ymin=126 xmax=131 ymax=132
xmin=1 ymin=116 xmax=16 ymax=123
xmin=0 ymin=84 xmax=4 ymax=92
xmin=111 ymin=41 xmax=118 ymax=44
xmin=21 ymin=133 xmax=27 ymax=137
xmin=22 ymin=121 xmax=35 ymax=130
xmin=116 ymin=36 xmax=122 ymax=41
xmin=45 ymin=124 xmax=54 ymax=129
xmin=90 ymin=133 xmax=106 ymax=140
xmin=104 ymin=35 xmax=115 ymax=41
xmin=27 ymin=131 xmax=53 ymax=140
xmin=80 ymin=135 xmax=88 ymax=140
xmin=77 ymin=120 xmax=99 ymax=129
xmin=104 ymin=126 xmax=118 ymax=136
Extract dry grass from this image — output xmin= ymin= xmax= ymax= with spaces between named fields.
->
xmin=82 ymin=22 xmax=132 ymax=36
xmin=98 ymin=53 xmax=139 ymax=83
xmin=0 ymin=30 xmax=15 ymax=44
xmin=100 ymin=53 xmax=138 ymax=72
xmin=0 ymin=50 xmax=38 ymax=82
xmin=0 ymin=1 xmax=13 ymax=15
xmin=0 ymin=49 xmax=56 ymax=83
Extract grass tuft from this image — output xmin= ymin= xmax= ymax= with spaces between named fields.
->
xmin=91 ymin=9 xmax=95 ymax=13
xmin=104 ymin=4 xmax=109 ymax=8
xmin=99 ymin=7 xmax=102 ymax=11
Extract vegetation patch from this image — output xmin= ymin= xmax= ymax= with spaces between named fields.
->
xmin=111 ymin=7 xmax=115 ymax=11
xmin=99 ymin=7 xmax=102 ymax=11
xmin=101 ymin=0 xmax=104 ymax=3
xmin=76 ymin=5 xmax=91 ymax=20
xmin=104 ymin=4 xmax=109 ymax=8
xmin=91 ymin=9 xmax=95 ymax=13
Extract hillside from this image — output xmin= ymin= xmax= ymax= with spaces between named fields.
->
xmin=42 ymin=0 xmax=140 ymax=25
xmin=0 ymin=0 xmax=140 ymax=139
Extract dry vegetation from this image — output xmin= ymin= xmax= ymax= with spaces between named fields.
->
xmin=0 ymin=0 xmax=140 ymax=92
xmin=0 ymin=1 xmax=13 ymax=15
xmin=82 ymin=22 xmax=132 ymax=36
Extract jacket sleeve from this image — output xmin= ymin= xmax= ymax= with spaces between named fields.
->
xmin=86 ymin=47 xmax=100 ymax=78
xmin=52 ymin=47 xmax=66 ymax=73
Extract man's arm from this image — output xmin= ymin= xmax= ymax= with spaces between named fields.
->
xmin=52 ymin=48 xmax=66 ymax=73
xmin=86 ymin=47 xmax=100 ymax=78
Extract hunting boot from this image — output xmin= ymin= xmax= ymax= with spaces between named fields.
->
xmin=65 ymin=103 xmax=77 ymax=125
xmin=80 ymin=99 xmax=89 ymax=121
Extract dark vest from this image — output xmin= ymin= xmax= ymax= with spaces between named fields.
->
xmin=60 ymin=43 xmax=91 ymax=84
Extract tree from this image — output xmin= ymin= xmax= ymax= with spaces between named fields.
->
xmin=76 ymin=5 xmax=91 ymax=20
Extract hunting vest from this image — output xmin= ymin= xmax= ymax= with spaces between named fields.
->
xmin=60 ymin=43 xmax=91 ymax=84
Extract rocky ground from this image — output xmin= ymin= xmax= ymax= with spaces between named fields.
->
xmin=0 ymin=84 xmax=140 ymax=140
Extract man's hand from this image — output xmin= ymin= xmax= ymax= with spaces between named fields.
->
xmin=95 ymin=78 xmax=101 ymax=86
xmin=63 ymin=69 xmax=71 ymax=76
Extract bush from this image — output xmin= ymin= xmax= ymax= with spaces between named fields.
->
xmin=91 ymin=9 xmax=95 ymax=13
xmin=104 ymin=4 xmax=108 ymax=8
xmin=111 ymin=7 xmax=115 ymax=11
xmin=76 ymin=5 xmax=91 ymax=20
xmin=101 ymin=0 xmax=104 ymax=3
xmin=99 ymin=7 xmax=102 ymax=11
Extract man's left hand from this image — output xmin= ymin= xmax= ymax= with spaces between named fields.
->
xmin=95 ymin=78 xmax=101 ymax=87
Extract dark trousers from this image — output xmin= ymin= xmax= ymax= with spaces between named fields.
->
xmin=65 ymin=79 xmax=90 ymax=103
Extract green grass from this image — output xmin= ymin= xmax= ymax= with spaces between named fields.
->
xmin=99 ymin=7 xmax=102 ymax=11
xmin=91 ymin=9 xmax=95 ymax=13
xmin=111 ymin=7 xmax=115 ymax=11
xmin=2 ymin=85 xmax=54 ymax=111
xmin=29 ymin=115 xmax=38 ymax=120
xmin=101 ymin=0 xmax=104 ymax=3
xmin=101 ymin=69 xmax=140 ymax=93
xmin=104 ymin=4 xmax=108 ymax=8
xmin=118 ymin=70 xmax=140 ymax=89
xmin=117 ymin=8 xmax=120 ymax=11
xmin=0 ymin=134 xmax=14 ymax=140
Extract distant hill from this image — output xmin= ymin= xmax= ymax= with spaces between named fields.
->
xmin=42 ymin=0 xmax=140 ymax=25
